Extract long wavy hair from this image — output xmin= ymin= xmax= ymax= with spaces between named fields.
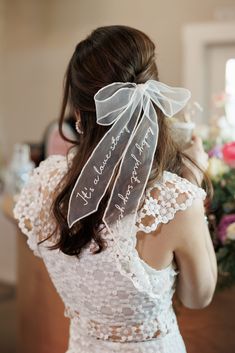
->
xmin=40 ymin=25 xmax=211 ymax=257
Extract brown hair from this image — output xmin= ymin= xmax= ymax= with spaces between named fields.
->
xmin=40 ymin=25 xmax=211 ymax=256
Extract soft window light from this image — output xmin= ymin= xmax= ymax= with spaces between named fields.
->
xmin=225 ymin=59 xmax=235 ymax=127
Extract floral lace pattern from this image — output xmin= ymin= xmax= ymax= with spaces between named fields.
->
xmin=13 ymin=155 xmax=71 ymax=256
xmin=136 ymin=171 xmax=206 ymax=233
xmin=13 ymin=155 xmax=206 ymax=353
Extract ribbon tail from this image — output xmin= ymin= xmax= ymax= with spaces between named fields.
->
xmin=67 ymin=102 xmax=141 ymax=228
xmin=103 ymin=100 xmax=159 ymax=237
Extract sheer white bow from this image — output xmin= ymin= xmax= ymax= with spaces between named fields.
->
xmin=67 ymin=80 xmax=191 ymax=238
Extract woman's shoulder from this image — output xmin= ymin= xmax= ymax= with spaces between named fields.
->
xmin=161 ymin=170 xmax=206 ymax=196
xmin=149 ymin=170 xmax=206 ymax=199
xmin=136 ymin=170 xmax=206 ymax=233
xmin=36 ymin=153 xmax=71 ymax=177
xmin=31 ymin=153 xmax=74 ymax=189
xmin=13 ymin=153 xmax=73 ymax=257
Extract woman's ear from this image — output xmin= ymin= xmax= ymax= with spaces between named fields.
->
xmin=74 ymin=110 xmax=81 ymax=121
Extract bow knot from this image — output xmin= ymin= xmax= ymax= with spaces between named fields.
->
xmin=138 ymin=83 xmax=148 ymax=94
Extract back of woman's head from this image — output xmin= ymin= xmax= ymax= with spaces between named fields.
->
xmin=69 ymin=25 xmax=158 ymax=111
xmin=60 ymin=26 xmax=160 ymax=153
xmin=43 ymin=25 xmax=208 ymax=257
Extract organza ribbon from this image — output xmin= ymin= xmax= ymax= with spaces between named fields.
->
xmin=67 ymin=80 xmax=191 ymax=237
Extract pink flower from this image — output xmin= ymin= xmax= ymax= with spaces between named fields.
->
xmin=222 ymin=142 xmax=235 ymax=167
xmin=218 ymin=214 xmax=235 ymax=243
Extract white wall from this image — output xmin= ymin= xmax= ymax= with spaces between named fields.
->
xmin=1 ymin=0 xmax=235 ymax=155
xmin=0 ymin=0 xmax=234 ymax=282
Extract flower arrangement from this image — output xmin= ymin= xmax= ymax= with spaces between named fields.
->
xmin=207 ymin=141 xmax=235 ymax=289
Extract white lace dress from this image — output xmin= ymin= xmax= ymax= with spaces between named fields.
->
xmin=13 ymin=155 xmax=206 ymax=353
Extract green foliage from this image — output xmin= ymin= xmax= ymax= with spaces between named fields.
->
xmin=209 ymin=169 xmax=235 ymax=290
xmin=216 ymin=241 xmax=235 ymax=290
xmin=211 ymin=170 xmax=235 ymax=218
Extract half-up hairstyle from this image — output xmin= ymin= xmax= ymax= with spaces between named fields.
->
xmin=39 ymin=25 xmax=211 ymax=257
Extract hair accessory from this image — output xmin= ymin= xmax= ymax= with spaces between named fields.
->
xmin=67 ymin=80 xmax=191 ymax=238
xmin=75 ymin=120 xmax=84 ymax=134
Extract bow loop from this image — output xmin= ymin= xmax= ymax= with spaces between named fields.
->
xmin=95 ymin=83 xmax=138 ymax=125
xmin=146 ymin=81 xmax=191 ymax=118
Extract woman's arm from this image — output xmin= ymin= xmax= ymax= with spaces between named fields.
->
xmin=204 ymin=217 xmax=217 ymax=283
xmin=170 ymin=198 xmax=217 ymax=309
xmin=182 ymin=135 xmax=209 ymax=186
xmin=173 ymin=135 xmax=217 ymax=308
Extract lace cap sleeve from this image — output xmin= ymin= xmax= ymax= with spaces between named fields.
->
xmin=136 ymin=171 xmax=207 ymax=233
xmin=13 ymin=155 xmax=69 ymax=257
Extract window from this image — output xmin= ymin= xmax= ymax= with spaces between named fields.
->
xmin=225 ymin=59 xmax=235 ymax=127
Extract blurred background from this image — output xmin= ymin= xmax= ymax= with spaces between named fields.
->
xmin=0 ymin=0 xmax=235 ymax=352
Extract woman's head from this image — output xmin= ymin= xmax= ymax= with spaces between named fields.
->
xmin=43 ymin=25 xmax=210 ymax=257
xmin=59 ymin=26 xmax=159 ymax=148
xmin=68 ymin=25 xmax=158 ymax=110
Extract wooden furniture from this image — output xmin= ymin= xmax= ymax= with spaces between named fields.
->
xmin=178 ymin=287 xmax=235 ymax=353
xmin=2 ymin=195 xmax=235 ymax=352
